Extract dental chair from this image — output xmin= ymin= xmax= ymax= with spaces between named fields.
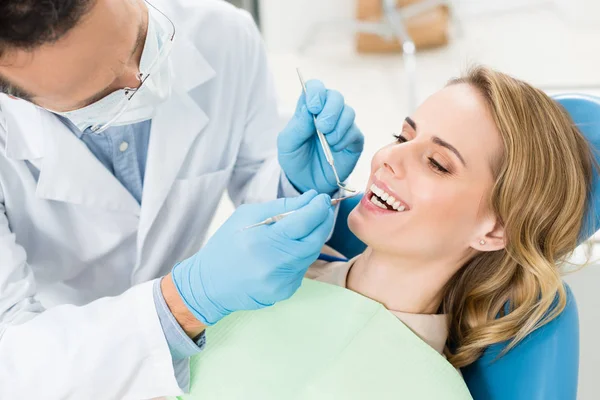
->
xmin=326 ymin=94 xmax=600 ymax=399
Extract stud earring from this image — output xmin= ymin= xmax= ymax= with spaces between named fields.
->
xmin=479 ymin=239 xmax=486 ymax=245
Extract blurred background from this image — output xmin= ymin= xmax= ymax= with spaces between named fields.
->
xmin=217 ymin=1 xmax=600 ymax=397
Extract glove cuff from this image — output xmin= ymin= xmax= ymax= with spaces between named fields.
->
xmin=171 ymin=259 xmax=229 ymax=326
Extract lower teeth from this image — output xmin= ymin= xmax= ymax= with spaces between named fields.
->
xmin=370 ymin=195 xmax=393 ymax=210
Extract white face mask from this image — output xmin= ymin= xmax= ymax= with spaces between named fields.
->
xmin=53 ymin=4 xmax=175 ymax=133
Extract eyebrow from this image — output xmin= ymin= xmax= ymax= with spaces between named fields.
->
xmin=405 ymin=116 xmax=417 ymax=130
xmin=432 ymin=137 xmax=466 ymax=166
xmin=404 ymin=117 xmax=467 ymax=166
xmin=78 ymin=19 xmax=146 ymax=108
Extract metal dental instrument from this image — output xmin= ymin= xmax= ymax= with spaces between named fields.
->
xmin=296 ymin=68 xmax=357 ymax=194
xmin=243 ymin=193 xmax=359 ymax=230
xmin=243 ymin=70 xmax=362 ymax=231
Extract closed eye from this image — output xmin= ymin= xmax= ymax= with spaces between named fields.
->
xmin=428 ymin=157 xmax=450 ymax=174
xmin=394 ymin=134 xmax=451 ymax=174
xmin=393 ymin=133 xmax=408 ymax=143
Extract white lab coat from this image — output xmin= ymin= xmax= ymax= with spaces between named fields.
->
xmin=0 ymin=0 xmax=285 ymax=398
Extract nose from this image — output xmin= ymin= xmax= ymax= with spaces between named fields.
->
xmin=383 ymin=162 xmax=395 ymax=175
xmin=373 ymin=144 xmax=407 ymax=180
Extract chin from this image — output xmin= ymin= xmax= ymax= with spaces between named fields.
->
xmin=347 ymin=207 xmax=371 ymax=245
xmin=348 ymin=203 xmax=409 ymax=253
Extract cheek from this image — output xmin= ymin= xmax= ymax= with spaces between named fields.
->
xmin=413 ymin=182 xmax=484 ymax=234
xmin=415 ymin=183 xmax=456 ymax=214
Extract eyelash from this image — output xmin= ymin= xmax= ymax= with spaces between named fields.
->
xmin=393 ymin=133 xmax=408 ymax=143
xmin=392 ymin=133 xmax=450 ymax=174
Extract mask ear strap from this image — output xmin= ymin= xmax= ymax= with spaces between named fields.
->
xmin=91 ymin=96 xmax=131 ymax=133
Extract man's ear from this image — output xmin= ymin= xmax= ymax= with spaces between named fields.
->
xmin=471 ymin=219 xmax=505 ymax=252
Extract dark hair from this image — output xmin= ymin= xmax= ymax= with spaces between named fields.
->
xmin=0 ymin=0 xmax=95 ymax=98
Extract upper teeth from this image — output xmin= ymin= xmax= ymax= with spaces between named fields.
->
xmin=370 ymin=184 xmax=406 ymax=211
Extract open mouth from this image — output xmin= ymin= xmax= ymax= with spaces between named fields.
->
xmin=368 ymin=183 xmax=408 ymax=212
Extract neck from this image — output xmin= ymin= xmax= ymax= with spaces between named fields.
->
xmin=347 ymin=248 xmax=458 ymax=314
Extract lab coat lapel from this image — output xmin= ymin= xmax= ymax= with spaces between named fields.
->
xmin=37 ymin=112 xmax=142 ymax=214
xmin=1 ymin=95 xmax=140 ymax=215
xmin=136 ymin=37 xmax=215 ymax=251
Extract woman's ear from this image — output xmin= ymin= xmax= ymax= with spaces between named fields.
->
xmin=471 ymin=219 xmax=505 ymax=252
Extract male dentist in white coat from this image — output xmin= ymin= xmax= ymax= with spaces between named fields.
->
xmin=0 ymin=0 xmax=364 ymax=398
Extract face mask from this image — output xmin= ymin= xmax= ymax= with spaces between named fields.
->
xmin=53 ymin=5 xmax=174 ymax=133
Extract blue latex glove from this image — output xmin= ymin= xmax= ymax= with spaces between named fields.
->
xmin=171 ymin=190 xmax=334 ymax=325
xmin=278 ymin=80 xmax=364 ymax=195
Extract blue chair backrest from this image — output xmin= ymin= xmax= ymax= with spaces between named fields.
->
xmin=327 ymin=94 xmax=600 ymax=399
xmin=556 ymin=94 xmax=600 ymax=241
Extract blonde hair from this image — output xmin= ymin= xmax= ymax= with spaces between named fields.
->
xmin=443 ymin=66 xmax=594 ymax=368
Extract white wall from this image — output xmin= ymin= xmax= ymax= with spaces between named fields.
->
xmin=259 ymin=0 xmax=550 ymax=52
xmin=259 ymin=0 xmax=354 ymax=52
xmin=553 ymin=0 xmax=600 ymax=27
xmin=453 ymin=0 xmax=548 ymax=14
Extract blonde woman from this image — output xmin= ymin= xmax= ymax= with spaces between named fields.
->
xmin=179 ymin=66 xmax=593 ymax=400
xmin=307 ymin=66 xmax=593 ymax=368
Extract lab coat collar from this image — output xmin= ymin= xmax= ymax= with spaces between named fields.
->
xmin=36 ymin=112 xmax=143 ymax=215
xmin=135 ymin=35 xmax=214 ymax=252
xmin=171 ymin=36 xmax=216 ymax=93
xmin=1 ymin=94 xmax=45 ymax=160
xmin=0 ymin=94 xmax=142 ymax=214
xmin=157 ymin=0 xmax=216 ymax=92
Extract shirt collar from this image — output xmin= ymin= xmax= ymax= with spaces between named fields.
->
xmin=55 ymin=114 xmax=85 ymax=138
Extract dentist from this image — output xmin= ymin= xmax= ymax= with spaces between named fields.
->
xmin=0 ymin=0 xmax=363 ymax=398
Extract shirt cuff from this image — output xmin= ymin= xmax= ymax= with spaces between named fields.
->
xmin=152 ymin=279 xmax=206 ymax=361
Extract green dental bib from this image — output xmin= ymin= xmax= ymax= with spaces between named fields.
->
xmin=176 ymin=279 xmax=472 ymax=400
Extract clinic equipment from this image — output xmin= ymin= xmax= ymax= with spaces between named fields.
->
xmin=296 ymin=68 xmax=357 ymax=194
xmin=298 ymin=1 xmax=459 ymax=113
xmin=243 ymin=193 xmax=358 ymax=230
xmin=175 ymin=279 xmax=472 ymax=400
xmin=326 ymin=94 xmax=600 ymax=399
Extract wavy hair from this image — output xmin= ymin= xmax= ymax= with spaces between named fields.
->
xmin=443 ymin=66 xmax=593 ymax=368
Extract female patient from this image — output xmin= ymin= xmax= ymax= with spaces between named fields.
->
xmin=307 ymin=66 xmax=593 ymax=367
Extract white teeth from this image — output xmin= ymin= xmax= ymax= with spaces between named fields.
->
xmin=370 ymin=182 xmax=407 ymax=212
xmin=375 ymin=200 xmax=387 ymax=210
xmin=369 ymin=195 xmax=388 ymax=210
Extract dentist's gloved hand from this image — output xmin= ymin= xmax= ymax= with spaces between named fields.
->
xmin=278 ymin=80 xmax=364 ymax=195
xmin=171 ymin=190 xmax=334 ymax=325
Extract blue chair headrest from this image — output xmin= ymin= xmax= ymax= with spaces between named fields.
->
xmin=553 ymin=94 xmax=600 ymax=241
